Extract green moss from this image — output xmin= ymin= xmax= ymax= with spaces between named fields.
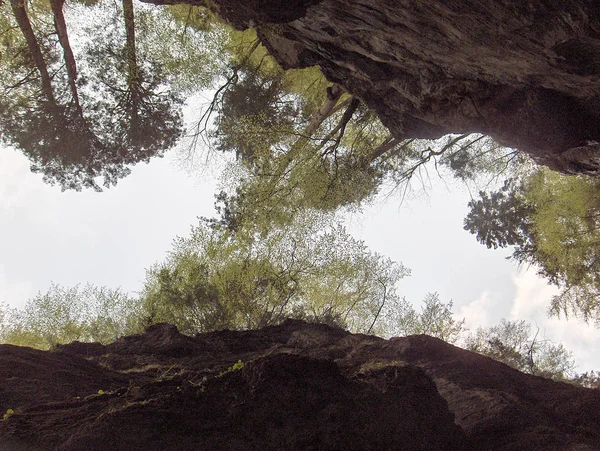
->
xmin=219 ymin=359 xmax=244 ymax=376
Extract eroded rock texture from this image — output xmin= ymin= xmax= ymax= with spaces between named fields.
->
xmin=158 ymin=0 xmax=600 ymax=175
xmin=1 ymin=320 xmax=599 ymax=450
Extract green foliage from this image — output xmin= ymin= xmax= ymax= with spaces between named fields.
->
xmin=0 ymin=302 xmax=9 ymax=335
xmin=0 ymin=0 xmax=230 ymax=190
xmin=133 ymin=4 xmax=227 ymax=94
xmin=230 ymin=360 xmax=244 ymax=371
xmin=379 ymin=293 xmax=465 ymax=343
xmin=465 ymin=168 xmax=600 ymax=325
xmin=464 ymin=178 xmax=535 ymax=251
xmin=570 ymin=370 xmax=600 ymax=389
xmin=212 ymin=64 xmax=299 ymax=163
xmin=222 ymin=27 xmax=330 ymax=107
xmin=528 ymin=170 xmax=600 ymax=326
xmin=140 ymin=211 xmax=409 ymax=335
xmin=0 ymin=284 xmax=142 ymax=349
xmin=219 ymin=359 xmax=244 ymax=376
xmin=3 ymin=409 xmax=14 ymax=421
xmin=464 ymin=319 xmax=576 ymax=380
xmin=526 ymin=170 xmax=600 ymax=285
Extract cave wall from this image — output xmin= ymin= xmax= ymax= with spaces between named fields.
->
xmin=2 ymin=321 xmax=599 ymax=449
xmin=159 ymin=0 xmax=600 ymax=175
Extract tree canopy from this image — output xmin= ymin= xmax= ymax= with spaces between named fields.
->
xmin=0 ymin=284 xmax=140 ymax=349
xmin=139 ymin=211 xmax=409 ymax=334
xmin=379 ymin=292 xmax=466 ymax=344
xmin=464 ymin=319 xmax=576 ymax=381
xmin=0 ymin=0 xmax=196 ymax=189
xmin=465 ymin=168 xmax=600 ymax=326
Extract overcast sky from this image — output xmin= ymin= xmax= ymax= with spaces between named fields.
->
xmin=1 ymin=139 xmax=599 ymax=372
xmin=1 ymin=0 xmax=598 ymax=370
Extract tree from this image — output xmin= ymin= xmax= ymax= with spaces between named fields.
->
xmin=464 ymin=319 xmax=576 ymax=380
xmin=0 ymin=0 xmax=184 ymax=190
xmin=139 ymin=211 xmax=410 ymax=334
xmin=570 ymin=371 xmax=600 ymax=389
xmin=136 ymin=4 xmax=228 ymax=94
xmin=464 ymin=168 xmax=600 ymax=326
xmin=0 ymin=302 xmax=11 ymax=342
xmin=464 ymin=178 xmax=535 ymax=252
xmin=378 ymin=293 xmax=466 ymax=343
xmin=181 ymin=26 xmax=525 ymax=231
xmin=0 ymin=284 xmax=141 ymax=349
xmin=83 ymin=0 xmax=186 ymax=160
xmin=3 ymin=0 xmax=113 ymax=189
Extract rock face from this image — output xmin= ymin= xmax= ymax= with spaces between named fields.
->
xmin=156 ymin=0 xmax=600 ymax=175
xmin=1 ymin=320 xmax=599 ymax=450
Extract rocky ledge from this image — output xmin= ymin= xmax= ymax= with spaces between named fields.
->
xmin=1 ymin=319 xmax=599 ymax=450
xmin=146 ymin=0 xmax=600 ymax=175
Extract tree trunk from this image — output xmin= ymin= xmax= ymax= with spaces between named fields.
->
xmin=122 ymin=0 xmax=140 ymax=130
xmin=49 ymin=0 xmax=83 ymax=116
xmin=10 ymin=0 xmax=55 ymax=102
xmin=303 ymin=83 xmax=343 ymax=138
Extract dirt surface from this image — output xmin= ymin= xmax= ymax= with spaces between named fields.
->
xmin=1 ymin=320 xmax=599 ymax=450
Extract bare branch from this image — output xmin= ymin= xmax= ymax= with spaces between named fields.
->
xmin=367 ymin=279 xmax=387 ymax=334
xmin=320 ymin=97 xmax=361 ymax=158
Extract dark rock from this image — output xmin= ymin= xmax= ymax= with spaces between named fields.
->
xmin=146 ymin=0 xmax=600 ymax=175
xmin=1 ymin=320 xmax=599 ymax=450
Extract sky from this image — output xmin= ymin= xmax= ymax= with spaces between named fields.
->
xmin=1 ymin=141 xmax=599 ymax=373
xmin=347 ymin=179 xmax=600 ymax=373
xmin=1 ymin=0 xmax=598 ymax=374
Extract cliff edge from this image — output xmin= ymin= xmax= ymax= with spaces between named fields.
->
xmin=1 ymin=320 xmax=599 ymax=449
xmin=147 ymin=0 xmax=600 ymax=175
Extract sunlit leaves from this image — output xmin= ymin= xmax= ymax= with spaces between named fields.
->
xmin=0 ymin=284 xmax=140 ymax=349
xmin=465 ymin=168 xmax=600 ymax=326
xmin=524 ymin=170 xmax=600 ymax=325
xmin=464 ymin=319 xmax=576 ymax=380
xmin=133 ymin=4 xmax=226 ymax=94
xmin=140 ymin=211 xmax=410 ymax=334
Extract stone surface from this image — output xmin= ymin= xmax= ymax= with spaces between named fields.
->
xmin=1 ymin=320 xmax=599 ymax=449
xmin=146 ymin=0 xmax=600 ymax=175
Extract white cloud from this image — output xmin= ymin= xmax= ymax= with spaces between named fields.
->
xmin=459 ymin=291 xmax=496 ymax=330
xmin=0 ymin=148 xmax=40 ymax=209
xmin=510 ymin=268 xmax=600 ymax=372
xmin=510 ymin=268 xmax=560 ymax=321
